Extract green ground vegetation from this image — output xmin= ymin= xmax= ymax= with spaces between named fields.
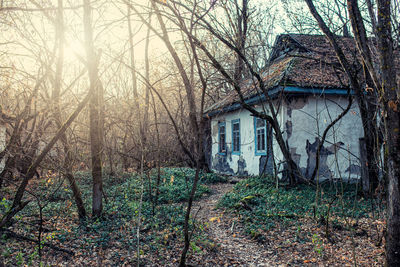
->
xmin=218 ymin=176 xmax=380 ymax=240
xmin=0 ymin=168 xmax=226 ymax=266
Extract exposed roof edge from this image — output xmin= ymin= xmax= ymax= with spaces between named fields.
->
xmin=204 ymin=86 xmax=352 ymax=118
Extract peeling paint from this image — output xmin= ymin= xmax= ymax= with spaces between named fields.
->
xmin=211 ymin=123 xmax=218 ymax=137
xmin=326 ymin=141 xmax=345 ymax=154
xmin=212 ymin=153 xmax=234 ymax=174
xmin=209 ymin=96 xmax=363 ymax=179
xmin=288 ymin=97 xmax=307 ymax=110
xmin=286 ymin=120 xmax=293 ymax=140
xmin=237 ymin=156 xmax=248 ymax=176
xmin=204 ymin=119 xmax=212 ymax=168
xmin=227 ymin=145 xmax=232 ymax=162
xmin=290 ymin=147 xmax=301 ymax=166
xmin=346 ymin=164 xmax=361 ymax=175
xmin=305 ymin=138 xmax=345 ymax=179
xmin=259 ymin=155 xmax=274 ymax=176
xmin=287 ymin=105 xmax=292 ymax=118
xmin=305 ymin=138 xmax=333 ymax=179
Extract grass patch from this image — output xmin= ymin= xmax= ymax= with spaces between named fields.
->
xmin=218 ymin=176 xmax=373 ymax=239
xmin=144 ymin=167 xmax=227 ymax=204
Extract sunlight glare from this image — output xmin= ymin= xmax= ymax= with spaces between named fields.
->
xmin=64 ymin=38 xmax=86 ymax=60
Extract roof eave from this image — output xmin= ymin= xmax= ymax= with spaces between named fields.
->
xmin=204 ymin=86 xmax=352 ymax=118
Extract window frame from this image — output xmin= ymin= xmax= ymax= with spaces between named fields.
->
xmin=254 ymin=117 xmax=267 ymax=156
xmin=231 ymin=119 xmax=240 ymax=155
xmin=218 ymin=121 xmax=226 ymax=155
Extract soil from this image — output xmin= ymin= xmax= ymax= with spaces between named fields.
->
xmin=186 ymin=181 xmax=275 ymax=266
xmin=182 ymin=180 xmax=384 ymax=267
xmin=2 ymin=179 xmax=385 ymax=266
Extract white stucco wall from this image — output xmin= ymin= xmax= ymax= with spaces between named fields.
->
xmin=285 ymin=96 xmax=363 ymax=180
xmin=210 ymin=102 xmax=285 ymax=176
xmin=209 ymin=95 xmax=364 ymax=180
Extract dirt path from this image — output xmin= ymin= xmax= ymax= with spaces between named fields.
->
xmin=188 ymin=182 xmax=275 ymax=266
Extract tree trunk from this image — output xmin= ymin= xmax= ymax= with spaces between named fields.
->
xmin=83 ymin=0 xmax=104 ymax=218
xmin=0 ymin=90 xmax=93 ymax=229
xmin=347 ymin=0 xmax=380 ymax=195
xmin=376 ymin=1 xmax=400 ymax=265
xmin=306 ymin=0 xmax=380 ymax=191
xmin=53 ymin=0 xmax=86 ymax=220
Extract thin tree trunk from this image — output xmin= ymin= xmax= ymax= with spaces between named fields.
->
xmin=305 ymin=0 xmax=380 ymax=191
xmin=150 ymin=91 xmax=161 ymax=214
xmin=143 ymin=9 xmax=151 ymax=146
xmin=0 ymin=89 xmax=93 ymax=229
xmin=193 ymin=36 xmax=305 ymax=184
xmin=150 ymin=0 xmax=199 ymax=139
xmin=164 ymin=2 xmax=305 ymax=182
xmin=52 ymin=0 xmax=86 ymax=220
xmin=179 ymin=166 xmax=200 ymax=267
xmin=178 ymin=18 xmax=208 ymax=267
xmin=127 ymin=1 xmax=148 ymax=172
xmin=347 ymin=0 xmax=381 ymax=195
xmin=126 ymin=3 xmax=198 ymax=166
xmin=83 ymin=0 xmax=104 ymax=218
xmin=127 ymin=1 xmax=141 ymax=120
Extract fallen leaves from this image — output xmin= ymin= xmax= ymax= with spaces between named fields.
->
xmin=388 ymin=100 xmax=398 ymax=112
xmin=303 ymin=258 xmax=317 ymax=263
xmin=1 ymin=176 xmax=386 ymax=266
xmin=209 ymin=216 xmax=221 ymax=223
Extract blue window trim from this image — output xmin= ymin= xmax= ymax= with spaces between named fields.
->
xmin=254 ymin=117 xmax=267 ymax=156
xmin=231 ymin=119 xmax=240 ymax=155
xmin=218 ymin=121 xmax=226 ymax=155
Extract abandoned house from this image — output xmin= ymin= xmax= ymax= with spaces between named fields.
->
xmin=204 ymin=34 xmax=372 ymax=180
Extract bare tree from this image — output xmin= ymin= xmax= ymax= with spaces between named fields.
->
xmin=83 ymin=0 xmax=104 ymax=218
xmin=305 ymin=0 xmax=400 ymax=264
xmin=0 ymin=81 xmax=94 ymax=228
xmin=52 ymin=0 xmax=86 ymax=220
xmin=164 ymin=0 xmax=310 ymax=184
xmin=125 ymin=1 xmax=211 ymax=264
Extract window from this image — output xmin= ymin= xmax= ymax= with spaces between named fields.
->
xmin=218 ymin=122 xmax=226 ymax=154
xmin=255 ymin=117 xmax=266 ymax=155
xmin=232 ymin=119 xmax=240 ymax=154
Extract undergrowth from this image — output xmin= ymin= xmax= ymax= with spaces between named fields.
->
xmin=218 ymin=176 xmax=374 ymax=240
xmin=0 ymin=167 xmax=227 ymax=266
